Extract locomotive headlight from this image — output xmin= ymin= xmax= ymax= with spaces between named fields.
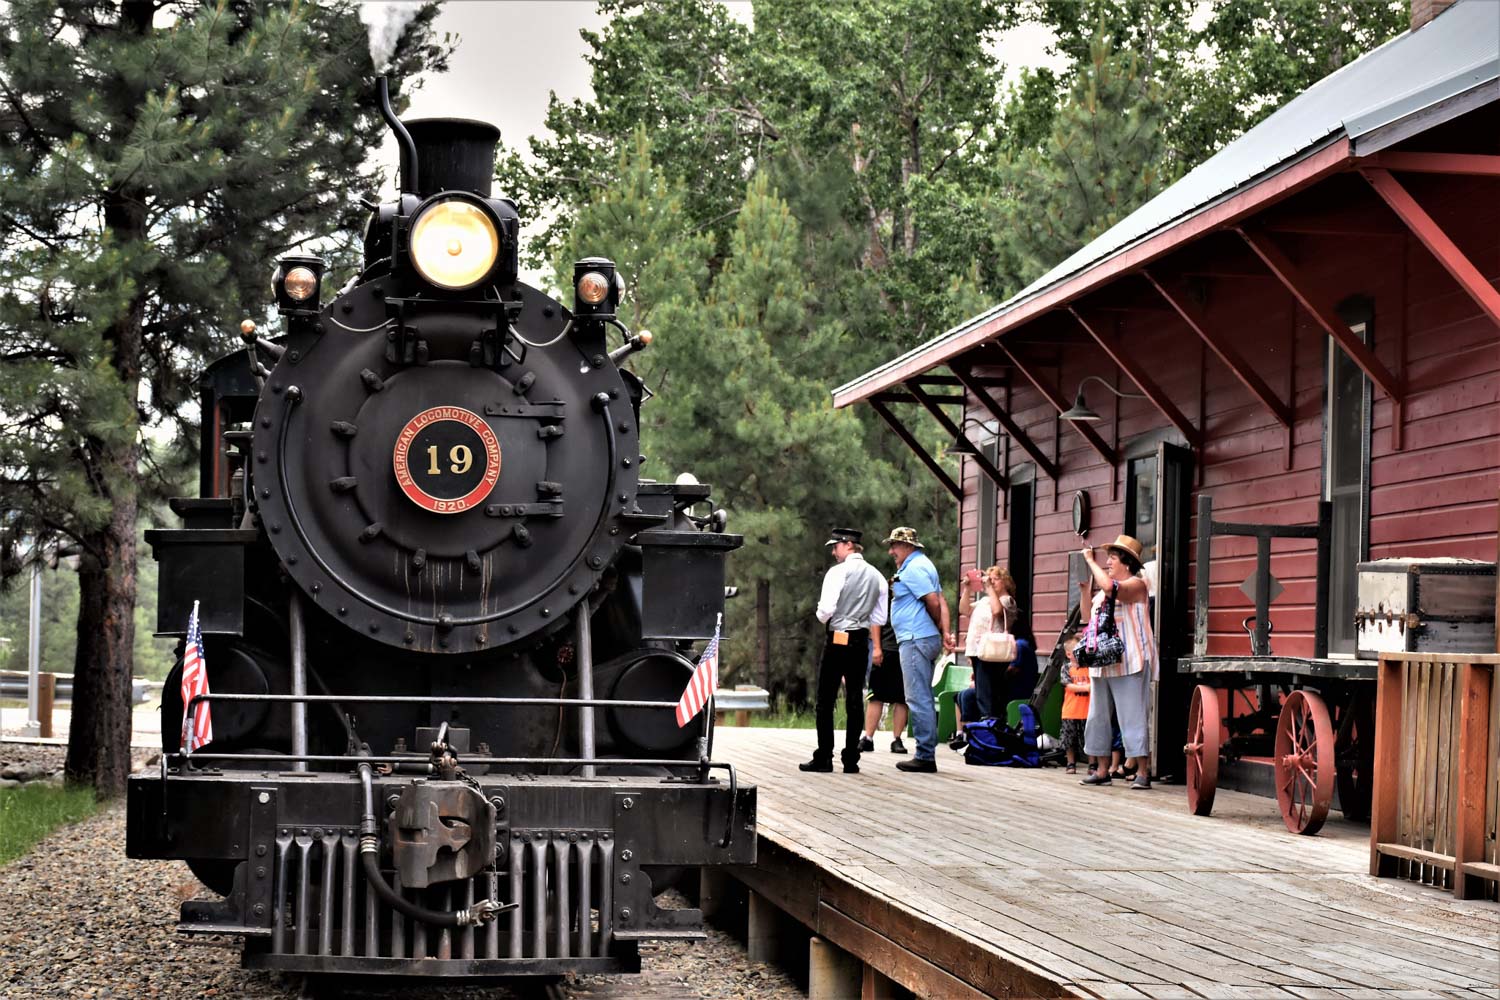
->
xmin=272 ymin=254 xmax=325 ymax=316
xmin=410 ymin=199 xmax=499 ymax=290
xmin=576 ymin=271 xmax=610 ymax=305
xmin=282 ymin=266 xmax=318 ymax=301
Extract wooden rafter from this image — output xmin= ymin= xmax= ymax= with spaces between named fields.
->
xmin=1363 ymin=152 xmax=1500 ymax=177
xmin=1237 ymin=226 xmax=1403 ymax=401
xmin=950 ymin=362 xmax=1059 ymax=480
xmin=996 ymin=342 xmax=1117 ymax=466
xmin=870 ymin=391 xmax=966 ymax=406
xmin=1144 ymin=269 xmax=1293 ymax=428
xmin=1067 ymin=308 xmax=1202 ymax=450
xmin=868 ymin=399 xmax=961 ymax=500
xmin=905 ymin=381 xmax=1009 ymax=490
xmin=1362 ymin=167 xmax=1500 ymax=329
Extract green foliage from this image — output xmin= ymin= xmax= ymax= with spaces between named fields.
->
xmin=0 ymin=0 xmax=450 ymax=792
xmin=991 ymin=36 xmax=1168 ymax=292
xmin=999 ymin=0 xmax=1408 ymax=167
xmin=505 ymin=0 xmax=758 ymax=267
xmin=0 ymin=782 xmax=99 ymax=865
xmin=0 ymin=524 xmax=175 ymax=680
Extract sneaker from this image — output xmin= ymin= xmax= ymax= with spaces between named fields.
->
xmin=843 ymin=762 xmax=860 ymax=774
xmin=890 ymin=738 xmax=908 ymax=755
xmin=798 ymin=759 xmax=833 ymax=773
xmin=1130 ymin=776 xmax=1152 ymax=790
xmin=895 ymin=757 xmax=936 ymax=773
xmin=857 ymin=736 xmax=875 ymax=753
xmin=1080 ymin=773 xmax=1112 ymax=786
xmin=947 ymin=734 xmax=967 ymax=751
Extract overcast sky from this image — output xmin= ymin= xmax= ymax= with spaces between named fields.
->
xmin=373 ymin=1 xmax=1061 ymax=281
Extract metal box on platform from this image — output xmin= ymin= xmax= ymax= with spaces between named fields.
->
xmin=1354 ymin=559 xmax=1495 ymax=660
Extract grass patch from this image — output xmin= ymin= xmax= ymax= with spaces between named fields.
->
xmin=0 ymin=782 xmax=99 ymax=866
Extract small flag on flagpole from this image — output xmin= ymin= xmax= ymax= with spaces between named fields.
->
xmin=675 ymin=615 xmax=721 ymax=728
xmin=180 ymin=600 xmax=213 ymax=753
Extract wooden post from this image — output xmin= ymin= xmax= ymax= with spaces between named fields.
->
xmin=698 ymin=868 xmax=730 ymax=920
xmin=809 ymin=935 xmax=862 ymax=1000
xmin=1452 ymin=661 xmax=1494 ymax=899
xmin=1370 ymin=654 xmax=1405 ymax=877
xmin=734 ymin=709 xmax=750 ymax=727
xmin=1193 ymin=494 xmax=1212 ymax=658
xmin=38 ymin=672 xmax=55 ymax=740
xmin=747 ymin=890 xmax=783 ymax=965
xmin=863 ymin=963 xmax=899 ymax=999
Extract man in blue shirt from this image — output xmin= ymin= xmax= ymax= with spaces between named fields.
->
xmin=882 ymin=526 xmax=953 ymax=772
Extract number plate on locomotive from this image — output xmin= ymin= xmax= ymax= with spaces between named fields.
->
xmin=392 ymin=406 xmax=502 ymax=513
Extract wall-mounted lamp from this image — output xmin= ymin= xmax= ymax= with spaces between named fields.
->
xmin=943 ymin=417 xmax=991 ymax=457
xmin=1061 ymin=375 xmax=1147 ymax=422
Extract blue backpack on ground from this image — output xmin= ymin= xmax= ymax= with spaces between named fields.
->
xmin=963 ymin=704 xmax=1040 ymax=767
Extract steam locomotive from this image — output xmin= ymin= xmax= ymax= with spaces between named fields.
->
xmin=125 ymin=80 xmax=755 ymax=980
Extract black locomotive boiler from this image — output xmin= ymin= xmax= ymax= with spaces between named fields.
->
xmin=126 ymin=80 xmax=755 ymax=981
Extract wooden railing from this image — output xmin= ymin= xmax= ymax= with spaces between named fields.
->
xmin=1370 ymin=652 xmax=1500 ymax=900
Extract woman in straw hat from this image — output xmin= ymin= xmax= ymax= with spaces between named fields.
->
xmin=1078 ymin=535 xmax=1157 ymax=790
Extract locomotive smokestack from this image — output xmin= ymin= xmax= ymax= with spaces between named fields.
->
xmin=377 ymin=77 xmax=419 ymax=194
xmin=401 ymin=119 xmax=502 ymax=198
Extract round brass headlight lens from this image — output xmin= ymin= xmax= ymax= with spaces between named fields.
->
xmin=282 ymin=266 xmax=318 ymax=302
xmin=576 ymin=271 xmax=610 ymax=305
xmin=410 ymin=200 xmax=500 ymax=290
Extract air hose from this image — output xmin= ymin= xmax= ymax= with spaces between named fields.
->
xmin=356 ymin=760 xmax=512 ymax=927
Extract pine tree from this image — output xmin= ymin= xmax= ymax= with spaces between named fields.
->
xmin=648 ymin=175 xmax=901 ymax=690
xmin=0 ymin=0 xmax=448 ymax=796
xmin=991 ymin=35 xmax=1168 ymax=291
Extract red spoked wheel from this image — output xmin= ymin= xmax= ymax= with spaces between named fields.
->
xmin=1274 ymin=690 xmax=1335 ymax=835
xmin=1185 ymin=684 xmax=1221 ymax=817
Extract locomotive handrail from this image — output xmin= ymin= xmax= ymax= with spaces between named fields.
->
xmin=184 ymin=691 xmax=682 ymax=709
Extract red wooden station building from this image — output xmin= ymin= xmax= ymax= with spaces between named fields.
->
xmin=833 ymin=0 xmax=1498 ymax=835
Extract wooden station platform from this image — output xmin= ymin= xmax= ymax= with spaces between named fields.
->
xmin=715 ymin=727 xmax=1500 ymax=1000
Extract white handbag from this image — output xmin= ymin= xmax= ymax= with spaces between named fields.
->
xmin=977 ymin=605 xmax=1016 ymax=663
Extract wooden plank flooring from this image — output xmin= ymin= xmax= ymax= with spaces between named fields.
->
xmin=717 ymin=728 xmax=1500 ymax=1000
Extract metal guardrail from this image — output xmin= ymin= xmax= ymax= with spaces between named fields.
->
xmin=0 ymin=671 xmax=153 ymax=705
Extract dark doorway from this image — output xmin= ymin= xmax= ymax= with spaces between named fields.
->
xmin=1006 ymin=473 xmax=1035 ymax=616
xmin=1152 ymin=442 xmax=1195 ymax=781
xmin=1325 ymin=308 xmax=1372 ymax=656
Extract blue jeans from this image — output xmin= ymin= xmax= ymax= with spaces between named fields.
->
xmin=898 ymin=634 xmax=942 ymax=761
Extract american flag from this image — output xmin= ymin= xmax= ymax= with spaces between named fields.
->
xmin=674 ymin=616 xmax=721 ymax=728
xmin=179 ymin=600 xmax=213 ymax=753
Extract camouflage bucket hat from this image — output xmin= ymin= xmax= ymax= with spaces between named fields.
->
xmin=881 ymin=526 xmax=923 ymax=548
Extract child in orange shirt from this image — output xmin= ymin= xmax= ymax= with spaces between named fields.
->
xmin=1060 ymin=636 xmax=1090 ymax=774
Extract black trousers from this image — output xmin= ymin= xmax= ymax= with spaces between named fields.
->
xmin=815 ymin=627 xmax=868 ymax=766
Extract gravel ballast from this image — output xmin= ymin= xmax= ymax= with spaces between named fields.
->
xmin=0 ymin=748 xmax=799 ymax=1000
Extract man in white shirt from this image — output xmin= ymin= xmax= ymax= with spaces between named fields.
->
xmin=802 ymin=528 xmax=885 ymax=774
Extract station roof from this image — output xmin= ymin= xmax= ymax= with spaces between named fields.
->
xmin=833 ymin=0 xmax=1500 ymax=407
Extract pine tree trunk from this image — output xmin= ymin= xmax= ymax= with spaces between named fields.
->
xmin=65 ymin=490 xmax=139 ymax=798
xmin=755 ymin=578 xmax=771 ymax=692
xmin=65 ymin=3 xmax=151 ymax=795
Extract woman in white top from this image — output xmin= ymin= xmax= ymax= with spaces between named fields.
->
xmin=1079 ymin=535 xmax=1158 ymax=790
xmin=959 ymin=565 xmax=1018 ymax=719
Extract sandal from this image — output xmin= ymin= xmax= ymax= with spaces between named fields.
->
xmin=1108 ymin=768 xmax=1127 ymax=779
xmin=1064 ymin=764 xmax=1077 ymax=774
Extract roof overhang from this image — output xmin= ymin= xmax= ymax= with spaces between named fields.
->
xmin=831 ymin=136 xmax=1354 ymax=409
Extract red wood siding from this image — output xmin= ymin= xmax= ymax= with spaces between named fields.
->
xmin=955 ymin=171 xmax=1499 ymax=659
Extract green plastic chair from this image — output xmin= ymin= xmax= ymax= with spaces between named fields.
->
xmin=1006 ymin=685 xmax=1064 ymax=737
xmin=933 ymin=660 xmax=972 ymax=741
